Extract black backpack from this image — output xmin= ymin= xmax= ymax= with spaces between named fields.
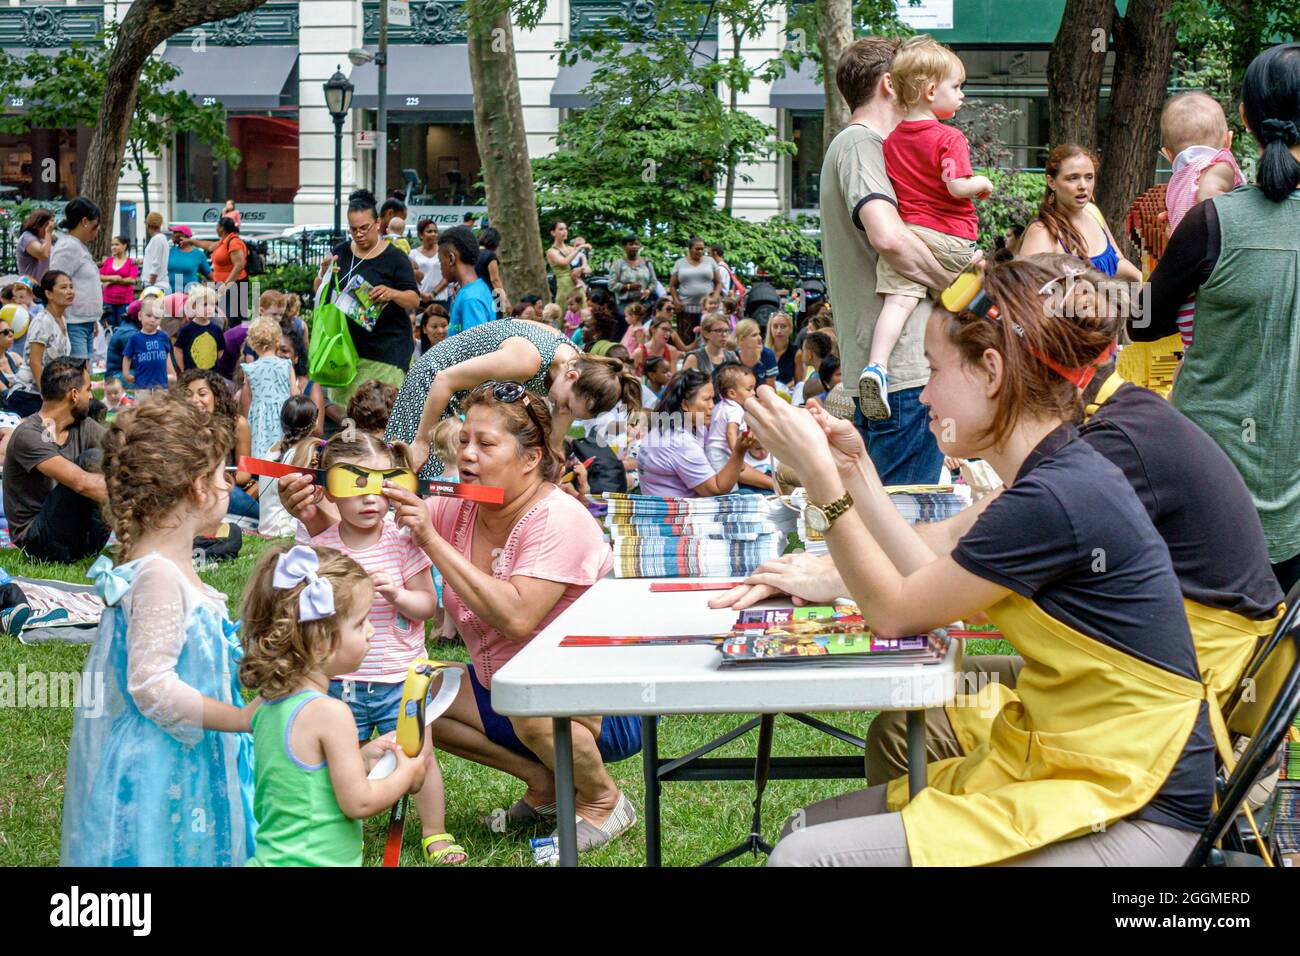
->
xmin=243 ymin=240 xmax=265 ymax=277
xmin=570 ymin=436 xmax=627 ymax=495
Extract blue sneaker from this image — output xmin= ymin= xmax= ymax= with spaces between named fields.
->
xmin=857 ymin=363 xmax=891 ymax=420
xmin=0 ymin=603 xmax=30 ymax=636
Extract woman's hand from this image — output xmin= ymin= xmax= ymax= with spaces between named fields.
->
xmin=707 ymin=552 xmax=845 ymax=610
xmin=280 ymin=472 xmax=323 ymax=524
xmin=319 ymin=254 xmax=336 ymax=277
xmin=742 ymin=386 xmax=835 ymax=487
xmin=805 ymin=399 xmax=867 ymax=477
xmin=370 ymin=284 xmax=393 ymax=303
xmin=385 ymin=482 xmax=437 ymax=554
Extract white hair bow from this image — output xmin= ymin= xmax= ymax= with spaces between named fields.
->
xmin=273 ymin=546 xmax=336 ymax=622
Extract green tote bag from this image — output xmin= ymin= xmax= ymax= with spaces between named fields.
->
xmin=308 ymin=271 xmax=359 ymax=388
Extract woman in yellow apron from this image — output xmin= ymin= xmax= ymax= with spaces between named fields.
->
xmin=858 ymin=355 xmax=1285 ymax=787
xmin=744 ymin=255 xmax=1224 ymax=866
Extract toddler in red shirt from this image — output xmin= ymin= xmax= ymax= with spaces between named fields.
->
xmin=860 ymin=36 xmax=993 ymax=419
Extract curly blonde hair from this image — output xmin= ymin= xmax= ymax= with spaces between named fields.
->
xmin=101 ymin=396 xmax=232 ymax=560
xmin=238 ymin=546 xmax=374 ymax=700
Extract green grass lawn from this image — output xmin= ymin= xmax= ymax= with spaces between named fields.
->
xmin=0 ymin=536 xmax=1013 ymax=867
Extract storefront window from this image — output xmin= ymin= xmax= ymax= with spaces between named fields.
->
xmin=176 ymin=113 xmax=299 ymax=206
xmin=0 ymin=128 xmax=80 ymax=200
xmin=386 ymin=116 xmax=483 ymax=205
xmin=790 ymin=112 xmax=823 ymax=210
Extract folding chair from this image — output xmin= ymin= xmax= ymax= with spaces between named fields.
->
xmin=1185 ymin=581 xmax=1300 ymax=866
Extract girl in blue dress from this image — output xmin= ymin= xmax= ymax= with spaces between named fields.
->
xmin=61 ymin=396 xmax=259 ymax=867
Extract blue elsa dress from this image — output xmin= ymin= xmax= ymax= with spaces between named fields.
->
xmin=60 ymin=553 xmax=256 ymax=866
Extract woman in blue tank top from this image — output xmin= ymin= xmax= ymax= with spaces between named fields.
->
xmin=1017 ymin=144 xmax=1142 ymax=281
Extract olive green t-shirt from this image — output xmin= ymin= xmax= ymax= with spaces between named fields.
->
xmin=819 ymin=122 xmax=932 ymax=392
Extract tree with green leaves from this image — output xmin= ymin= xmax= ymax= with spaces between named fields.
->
xmin=537 ymin=0 xmax=817 ymax=280
xmin=0 ymin=32 xmax=236 ymax=223
xmin=58 ymin=0 xmax=268 ymax=257
xmin=465 ymin=0 xmax=552 ymax=303
xmin=777 ymin=0 xmax=909 ymax=149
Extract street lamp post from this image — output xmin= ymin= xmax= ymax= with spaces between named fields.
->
xmin=323 ymin=68 xmax=355 ymax=247
xmin=376 ymin=0 xmax=389 ymax=201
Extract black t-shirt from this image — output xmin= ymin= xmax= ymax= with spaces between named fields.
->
xmin=331 ymin=240 xmax=418 ymax=370
xmin=1082 ymin=381 xmax=1283 ymax=618
xmin=773 ymin=344 xmax=797 ymax=385
xmin=475 ymin=248 xmax=497 ymax=285
xmin=174 ymin=321 xmax=227 ymax=371
xmin=952 ymin=425 xmax=1213 ymax=832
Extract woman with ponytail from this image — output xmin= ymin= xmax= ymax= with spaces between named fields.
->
xmin=384 ymin=317 xmax=642 ymax=479
xmin=737 ymin=255 xmax=1217 ymax=866
xmin=1017 ymin=144 xmax=1142 ymax=281
xmin=1139 ymin=42 xmax=1300 ymax=592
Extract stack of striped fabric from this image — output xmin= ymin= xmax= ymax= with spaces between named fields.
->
xmin=798 ymin=485 xmax=969 ymax=555
xmin=601 ymin=493 xmax=798 ymax=578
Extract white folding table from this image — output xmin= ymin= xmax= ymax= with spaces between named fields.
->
xmin=491 ymin=576 xmax=963 ymax=866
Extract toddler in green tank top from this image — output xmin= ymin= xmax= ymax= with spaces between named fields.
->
xmin=240 ymin=545 xmax=428 ymax=866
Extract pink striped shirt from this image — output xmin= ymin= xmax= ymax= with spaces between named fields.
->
xmin=312 ymin=516 xmax=433 ymax=682
xmin=1165 ymin=146 xmax=1245 ymax=351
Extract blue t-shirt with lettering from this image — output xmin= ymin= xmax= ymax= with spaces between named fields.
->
xmin=451 ymin=278 xmax=496 ymax=333
xmin=124 ymin=330 xmax=172 ymax=389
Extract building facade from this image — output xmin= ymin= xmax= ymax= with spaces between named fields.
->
xmin=1 ymin=0 xmax=1089 ymax=240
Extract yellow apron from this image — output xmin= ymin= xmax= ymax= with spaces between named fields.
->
xmin=945 ymin=598 xmax=1281 ymax=756
xmin=886 ymin=592 xmax=1234 ymax=867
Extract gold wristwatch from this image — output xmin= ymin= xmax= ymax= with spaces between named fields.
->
xmin=805 ymin=490 xmax=853 ymax=534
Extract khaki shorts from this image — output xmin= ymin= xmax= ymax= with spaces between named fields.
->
xmin=875 ymin=223 xmax=978 ymax=299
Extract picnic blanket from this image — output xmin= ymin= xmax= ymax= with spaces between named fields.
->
xmin=11 ymin=574 xmax=103 ymax=645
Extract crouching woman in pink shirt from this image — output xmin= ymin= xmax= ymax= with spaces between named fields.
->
xmin=282 ymin=381 xmax=639 ymax=854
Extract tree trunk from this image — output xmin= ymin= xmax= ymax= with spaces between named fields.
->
xmin=1097 ymin=0 xmax=1177 ymax=259
xmin=467 ymin=9 xmax=550 ymax=304
xmin=818 ymin=0 xmax=853 ymax=151
xmin=722 ymin=26 xmax=741 ymax=214
xmin=1046 ymin=0 xmax=1115 ymax=154
xmin=80 ymin=0 xmax=269 ymax=258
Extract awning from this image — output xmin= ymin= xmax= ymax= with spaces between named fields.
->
xmin=550 ymin=41 xmax=719 ymax=109
xmin=769 ymin=59 xmax=823 ymax=111
xmin=350 ymin=45 xmax=474 ymax=111
xmin=162 ymin=45 xmax=298 ymax=110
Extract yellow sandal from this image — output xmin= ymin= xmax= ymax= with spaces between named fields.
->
xmin=421 ymin=833 xmax=468 ymax=866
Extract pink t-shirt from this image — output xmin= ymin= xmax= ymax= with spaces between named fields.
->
xmin=1165 ymin=146 xmax=1245 ymax=350
xmin=311 ymin=515 xmax=433 ymax=682
xmin=100 ymin=256 xmax=139 ymax=305
xmin=430 ymin=487 xmax=612 ymax=688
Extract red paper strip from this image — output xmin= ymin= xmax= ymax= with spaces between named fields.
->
xmin=648 ymin=581 xmax=745 ymax=592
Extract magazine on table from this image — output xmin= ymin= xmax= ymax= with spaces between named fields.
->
xmin=561 ymin=602 xmax=950 ymax=667
xmin=720 ymin=606 xmax=947 ymax=667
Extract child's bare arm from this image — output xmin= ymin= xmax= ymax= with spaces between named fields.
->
xmin=726 ymin=420 xmax=740 ymax=452
xmin=946 ymin=174 xmax=994 ymax=199
xmin=374 ymin=567 xmax=440 ymax=623
xmin=316 ymin=698 xmax=425 ymax=817
xmin=1196 ymin=162 xmax=1238 ymax=203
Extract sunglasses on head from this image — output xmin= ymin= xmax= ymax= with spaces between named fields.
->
xmin=468 ymin=380 xmax=547 ymax=431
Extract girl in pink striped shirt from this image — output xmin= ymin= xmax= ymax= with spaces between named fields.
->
xmin=1159 ymin=92 xmax=1246 ymax=351
xmin=309 ymin=431 xmax=467 ymax=865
